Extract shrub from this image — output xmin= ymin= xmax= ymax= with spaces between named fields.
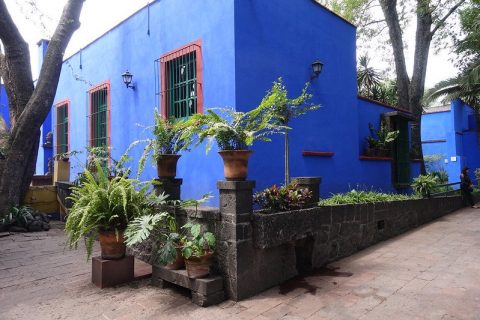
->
xmin=0 ymin=206 xmax=34 ymax=229
xmin=318 ymin=189 xmax=415 ymax=206
xmin=254 ymin=183 xmax=313 ymax=213
xmin=475 ymin=168 xmax=480 ymax=183
xmin=411 ymin=174 xmax=439 ymax=197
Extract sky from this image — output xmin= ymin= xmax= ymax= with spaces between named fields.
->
xmin=4 ymin=0 xmax=459 ymax=88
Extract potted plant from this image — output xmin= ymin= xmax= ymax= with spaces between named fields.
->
xmin=124 ymin=194 xmax=212 ymax=270
xmin=182 ymin=106 xmax=284 ymax=181
xmin=253 ymin=182 xmax=313 ymax=213
xmin=180 ymin=222 xmax=216 ymax=279
xmin=365 ymin=122 xmax=399 ymax=157
xmin=127 ymin=112 xmax=190 ymax=179
xmin=65 ymin=160 xmax=158 ymax=260
xmin=125 ymin=210 xmax=185 ymax=270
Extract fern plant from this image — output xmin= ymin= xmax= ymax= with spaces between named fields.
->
xmin=125 ymin=112 xmax=191 ymax=177
xmin=411 ymin=174 xmax=439 ymax=197
xmin=181 ymin=105 xmax=286 ymax=153
xmin=65 ymin=160 xmax=160 ymax=260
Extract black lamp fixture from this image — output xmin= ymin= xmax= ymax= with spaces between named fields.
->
xmin=311 ymin=60 xmax=324 ymax=80
xmin=121 ymin=70 xmax=135 ymax=89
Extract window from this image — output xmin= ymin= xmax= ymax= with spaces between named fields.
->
xmin=160 ymin=41 xmax=203 ymax=118
xmin=88 ymin=82 xmax=110 ymax=148
xmin=55 ymin=100 xmax=69 ymax=155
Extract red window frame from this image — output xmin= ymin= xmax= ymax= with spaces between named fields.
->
xmin=87 ymin=81 xmax=111 ymax=149
xmin=54 ymin=99 xmax=70 ymax=156
xmin=160 ymin=39 xmax=203 ymax=118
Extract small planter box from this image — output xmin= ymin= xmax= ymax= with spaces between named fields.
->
xmin=152 ymin=265 xmax=225 ymax=307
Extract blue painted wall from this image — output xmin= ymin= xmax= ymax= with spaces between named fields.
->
xmin=54 ymin=0 xmax=236 ymax=202
xmin=0 ymin=85 xmax=9 ymax=128
xmin=422 ymin=100 xmax=480 ymax=183
xmin=51 ymin=0 xmax=419 ymax=201
xmin=234 ymin=0 xmax=361 ymax=197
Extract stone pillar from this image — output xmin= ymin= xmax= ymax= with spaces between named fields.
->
xmin=216 ymin=180 xmax=255 ymax=301
xmin=154 ymin=178 xmax=182 ymax=201
xmin=293 ymin=177 xmax=322 ymax=205
xmin=53 ymin=160 xmax=70 ymax=184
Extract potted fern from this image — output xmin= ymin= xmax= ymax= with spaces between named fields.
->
xmin=65 ymin=160 xmax=158 ymax=260
xmin=182 ymin=106 xmax=283 ymax=181
xmin=129 ymin=112 xmax=190 ymax=178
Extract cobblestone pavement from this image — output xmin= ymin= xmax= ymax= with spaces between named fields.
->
xmin=2 ymin=207 xmax=480 ymax=320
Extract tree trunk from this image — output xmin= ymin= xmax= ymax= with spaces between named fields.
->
xmin=0 ymin=0 xmax=84 ymax=217
xmin=285 ymin=131 xmax=290 ymax=185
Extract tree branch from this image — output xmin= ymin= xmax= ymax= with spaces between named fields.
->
xmin=12 ymin=0 xmax=84 ymax=143
xmin=431 ymin=0 xmax=466 ymax=35
xmin=0 ymin=0 xmax=33 ymax=125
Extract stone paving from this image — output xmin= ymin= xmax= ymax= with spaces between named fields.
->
xmin=1 ymin=207 xmax=480 ymax=320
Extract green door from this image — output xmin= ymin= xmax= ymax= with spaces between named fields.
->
xmin=393 ymin=118 xmax=410 ymax=186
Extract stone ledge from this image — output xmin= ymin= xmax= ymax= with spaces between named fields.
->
xmin=152 ymin=265 xmax=225 ymax=307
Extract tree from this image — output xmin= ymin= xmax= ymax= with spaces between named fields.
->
xmin=261 ymin=79 xmax=320 ymax=185
xmin=424 ymin=0 xmax=480 ymax=133
xmin=320 ymin=0 xmax=468 ymax=172
xmin=0 ymin=0 xmax=84 ymax=217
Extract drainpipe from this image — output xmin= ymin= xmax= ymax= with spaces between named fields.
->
xmin=37 ymin=39 xmax=53 ymax=175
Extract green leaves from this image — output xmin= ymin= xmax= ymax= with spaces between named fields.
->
xmin=318 ymin=189 xmax=417 ymax=205
xmin=65 ymin=159 xmax=161 ymax=260
xmin=254 ymin=183 xmax=313 ymax=213
xmin=180 ymin=222 xmax=216 ymax=259
xmin=411 ymin=174 xmax=440 ymax=197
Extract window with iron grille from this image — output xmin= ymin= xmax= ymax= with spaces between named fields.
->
xmin=88 ymin=83 xmax=110 ymax=148
xmin=159 ymin=41 xmax=203 ymax=119
xmin=55 ymin=101 xmax=69 ymax=155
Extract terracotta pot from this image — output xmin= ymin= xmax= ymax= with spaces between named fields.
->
xmin=185 ymin=252 xmax=213 ymax=279
xmin=163 ymin=248 xmax=185 ymax=270
xmin=156 ymin=154 xmax=181 ymax=178
xmin=218 ymin=150 xmax=252 ymax=181
xmin=99 ymin=230 xmax=126 ymax=260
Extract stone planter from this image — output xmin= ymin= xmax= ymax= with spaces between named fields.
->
xmin=156 ymin=154 xmax=181 ymax=178
xmin=99 ymin=230 xmax=126 ymax=260
xmin=218 ymin=150 xmax=252 ymax=181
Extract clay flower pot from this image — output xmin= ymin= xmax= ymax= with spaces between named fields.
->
xmin=185 ymin=252 xmax=213 ymax=279
xmin=99 ymin=231 xmax=126 ymax=260
xmin=156 ymin=154 xmax=181 ymax=178
xmin=163 ymin=248 xmax=185 ymax=270
xmin=218 ymin=150 xmax=253 ymax=181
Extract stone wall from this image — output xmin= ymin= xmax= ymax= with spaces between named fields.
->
xmin=252 ymin=196 xmax=464 ymax=271
xmin=148 ymin=178 xmax=469 ymax=302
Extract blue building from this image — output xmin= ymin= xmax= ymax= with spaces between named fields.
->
xmin=26 ymin=0 xmax=421 ymax=201
xmin=422 ymin=100 xmax=480 ymax=183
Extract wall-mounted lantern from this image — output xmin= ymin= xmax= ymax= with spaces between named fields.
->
xmin=121 ymin=70 xmax=135 ymax=89
xmin=311 ymin=60 xmax=324 ymax=80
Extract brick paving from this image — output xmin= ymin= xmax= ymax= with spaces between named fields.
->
xmin=1 ymin=207 xmax=480 ymax=320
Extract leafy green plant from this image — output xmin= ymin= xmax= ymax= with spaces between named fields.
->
xmin=0 ymin=206 xmax=34 ymax=228
xmin=126 ymin=112 xmax=190 ymax=177
xmin=367 ymin=122 xmax=399 ymax=149
xmin=124 ymin=193 xmax=212 ymax=265
xmin=65 ymin=159 xmax=160 ymax=260
xmin=254 ymin=183 xmax=313 ymax=213
xmin=181 ymin=104 xmax=285 ymax=153
xmin=318 ymin=189 xmax=416 ymax=205
xmin=262 ymin=78 xmax=320 ymax=184
xmin=411 ymin=174 xmax=439 ymax=197
xmin=475 ymin=168 xmax=480 ymax=184
xmin=181 ymin=222 xmax=216 ymax=259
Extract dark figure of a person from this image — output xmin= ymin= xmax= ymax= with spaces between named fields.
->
xmin=460 ymin=167 xmax=478 ymax=208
